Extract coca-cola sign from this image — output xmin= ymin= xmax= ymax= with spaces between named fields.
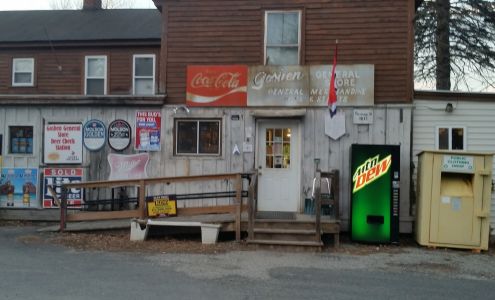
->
xmin=186 ymin=65 xmax=247 ymax=107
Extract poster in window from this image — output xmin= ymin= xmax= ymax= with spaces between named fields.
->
xmin=0 ymin=168 xmax=39 ymax=208
xmin=135 ymin=111 xmax=161 ymax=151
xmin=43 ymin=168 xmax=83 ymax=209
xmin=44 ymin=123 xmax=83 ymax=164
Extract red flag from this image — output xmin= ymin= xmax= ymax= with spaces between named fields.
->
xmin=328 ymin=43 xmax=338 ymax=117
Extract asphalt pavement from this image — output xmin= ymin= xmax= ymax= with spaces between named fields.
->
xmin=1 ymin=225 xmax=495 ymax=300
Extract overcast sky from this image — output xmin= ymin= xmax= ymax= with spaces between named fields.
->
xmin=0 ymin=0 xmax=155 ymax=10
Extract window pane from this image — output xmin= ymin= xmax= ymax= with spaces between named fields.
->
xmin=266 ymin=47 xmax=298 ymax=65
xmin=452 ymin=128 xmax=464 ymax=150
xmin=87 ymin=58 xmax=105 ymax=77
xmin=198 ymin=121 xmax=220 ymax=154
xmin=267 ymin=12 xmax=299 ymax=45
xmin=282 ymin=12 xmax=299 ymax=44
xmin=177 ymin=121 xmax=197 ymax=154
xmin=135 ymin=57 xmax=153 ymax=77
xmin=14 ymin=59 xmax=33 ymax=72
xmin=86 ymin=79 xmax=105 ymax=95
xmin=438 ymin=128 xmax=449 ymax=150
xmin=9 ymin=126 xmax=33 ymax=154
xmin=14 ymin=73 xmax=32 ymax=84
xmin=267 ymin=13 xmax=283 ymax=44
xmin=135 ymin=78 xmax=154 ymax=95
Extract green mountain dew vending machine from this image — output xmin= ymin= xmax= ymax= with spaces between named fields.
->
xmin=350 ymin=144 xmax=400 ymax=244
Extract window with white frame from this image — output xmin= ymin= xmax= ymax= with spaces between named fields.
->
xmin=175 ymin=119 xmax=221 ymax=155
xmin=436 ymin=126 xmax=466 ymax=150
xmin=133 ymin=54 xmax=155 ymax=95
xmin=85 ymin=56 xmax=107 ymax=95
xmin=12 ymin=58 xmax=34 ymax=86
xmin=264 ymin=10 xmax=301 ymax=65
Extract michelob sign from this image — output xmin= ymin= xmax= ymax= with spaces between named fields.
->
xmin=350 ymin=144 xmax=400 ymax=244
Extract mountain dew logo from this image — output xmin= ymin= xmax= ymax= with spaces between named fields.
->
xmin=352 ymin=154 xmax=392 ymax=193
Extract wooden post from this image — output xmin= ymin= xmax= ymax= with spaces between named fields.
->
xmin=235 ymin=174 xmax=242 ymax=242
xmin=247 ymin=173 xmax=257 ymax=241
xmin=139 ymin=180 xmax=146 ymax=219
xmin=315 ymin=170 xmax=322 ymax=243
xmin=60 ymin=186 xmax=68 ymax=232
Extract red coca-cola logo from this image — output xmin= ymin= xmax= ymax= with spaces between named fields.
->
xmin=191 ymin=72 xmax=241 ymax=89
xmin=187 ymin=65 xmax=248 ymax=107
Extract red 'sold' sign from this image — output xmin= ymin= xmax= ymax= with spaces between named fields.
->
xmin=186 ymin=65 xmax=248 ymax=107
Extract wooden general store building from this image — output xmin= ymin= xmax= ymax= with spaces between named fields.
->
xmin=7 ymin=0 xmax=493 ymax=245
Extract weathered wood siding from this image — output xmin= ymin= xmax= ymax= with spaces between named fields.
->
xmin=0 ymin=105 xmax=412 ymax=232
xmin=413 ymin=100 xmax=495 ymax=235
xmin=0 ymin=47 xmax=160 ymax=95
xmin=160 ymin=0 xmax=414 ymax=104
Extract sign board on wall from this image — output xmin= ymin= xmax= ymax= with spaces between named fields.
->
xmin=0 ymin=168 xmax=38 ymax=208
xmin=248 ymin=65 xmax=374 ymax=107
xmin=353 ymin=109 xmax=374 ymax=124
xmin=135 ymin=111 xmax=161 ymax=151
xmin=442 ymin=155 xmax=475 ymax=173
xmin=108 ymin=153 xmax=149 ymax=180
xmin=146 ymin=195 xmax=177 ymax=217
xmin=44 ymin=123 xmax=83 ymax=164
xmin=186 ymin=65 xmax=248 ymax=107
xmin=83 ymin=120 xmax=106 ymax=151
xmin=108 ymin=120 xmax=131 ymax=151
xmin=43 ymin=168 xmax=83 ymax=209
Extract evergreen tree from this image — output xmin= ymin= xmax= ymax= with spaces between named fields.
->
xmin=415 ymin=0 xmax=495 ymax=91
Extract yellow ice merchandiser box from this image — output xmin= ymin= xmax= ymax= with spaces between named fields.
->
xmin=416 ymin=150 xmax=493 ymax=251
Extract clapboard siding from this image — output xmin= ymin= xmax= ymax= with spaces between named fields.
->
xmin=0 ymin=47 xmax=160 ymax=95
xmin=160 ymin=0 xmax=413 ymax=104
xmin=412 ymin=100 xmax=495 ymax=235
xmin=0 ymin=105 xmax=411 ymax=231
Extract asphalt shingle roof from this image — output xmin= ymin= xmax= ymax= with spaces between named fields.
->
xmin=0 ymin=9 xmax=161 ymax=43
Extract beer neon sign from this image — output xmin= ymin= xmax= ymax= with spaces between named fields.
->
xmin=352 ymin=155 xmax=392 ymax=193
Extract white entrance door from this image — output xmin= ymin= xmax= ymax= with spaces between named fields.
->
xmin=257 ymin=119 xmax=301 ymax=212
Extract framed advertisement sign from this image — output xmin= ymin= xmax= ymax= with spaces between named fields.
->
xmin=0 ymin=168 xmax=39 ymax=208
xmin=83 ymin=119 xmax=106 ymax=151
xmin=108 ymin=120 xmax=131 ymax=151
xmin=146 ymin=195 xmax=177 ymax=217
xmin=44 ymin=123 xmax=83 ymax=164
xmin=43 ymin=168 xmax=84 ymax=209
xmin=186 ymin=65 xmax=248 ymax=107
xmin=135 ymin=111 xmax=161 ymax=151
xmin=107 ymin=153 xmax=149 ymax=180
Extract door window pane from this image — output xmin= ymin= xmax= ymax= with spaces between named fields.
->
xmin=265 ymin=128 xmax=291 ymax=169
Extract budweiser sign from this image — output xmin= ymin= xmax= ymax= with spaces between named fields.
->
xmin=186 ymin=65 xmax=248 ymax=107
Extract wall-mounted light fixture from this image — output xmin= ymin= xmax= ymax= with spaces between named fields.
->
xmin=173 ymin=106 xmax=190 ymax=114
xmin=445 ymin=103 xmax=454 ymax=113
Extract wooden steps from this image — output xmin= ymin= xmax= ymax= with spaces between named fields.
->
xmin=248 ymin=219 xmax=323 ymax=249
